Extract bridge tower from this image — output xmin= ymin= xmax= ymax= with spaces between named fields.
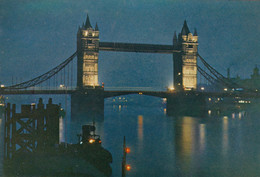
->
xmin=72 ymin=15 xmax=104 ymax=117
xmin=77 ymin=15 xmax=100 ymax=89
xmin=173 ymin=20 xmax=198 ymax=91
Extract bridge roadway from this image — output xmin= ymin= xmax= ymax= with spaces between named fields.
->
xmin=0 ymin=89 xmax=259 ymax=99
xmin=99 ymin=42 xmax=180 ymax=54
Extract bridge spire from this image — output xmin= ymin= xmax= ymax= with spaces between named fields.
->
xmin=181 ymin=20 xmax=190 ymax=35
xmin=85 ymin=14 xmax=92 ymax=29
xmin=95 ymin=22 xmax=99 ymax=31
xmin=173 ymin=31 xmax=177 ymax=46
xmin=194 ymin=28 xmax=198 ymax=36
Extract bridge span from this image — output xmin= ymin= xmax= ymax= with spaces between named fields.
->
xmin=1 ymin=89 xmax=259 ymax=99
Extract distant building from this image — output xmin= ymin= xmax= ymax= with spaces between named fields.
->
xmin=229 ymin=65 xmax=260 ymax=90
xmin=173 ymin=20 xmax=198 ymax=91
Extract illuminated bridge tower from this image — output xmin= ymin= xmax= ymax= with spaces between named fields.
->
xmin=77 ymin=15 xmax=100 ymax=89
xmin=72 ymin=15 xmax=104 ymax=116
xmin=173 ymin=20 xmax=198 ymax=91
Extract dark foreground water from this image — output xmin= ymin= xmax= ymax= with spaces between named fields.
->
xmin=0 ymin=94 xmax=260 ymax=177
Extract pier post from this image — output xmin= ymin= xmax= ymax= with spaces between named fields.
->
xmin=166 ymin=92 xmax=206 ymax=116
xmin=71 ymin=88 xmax=104 ymax=118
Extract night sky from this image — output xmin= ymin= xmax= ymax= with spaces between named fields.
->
xmin=0 ymin=0 xmax=259 ymax=89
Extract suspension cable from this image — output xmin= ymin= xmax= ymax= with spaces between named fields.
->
xmin=5 ymin=52 xmax=77 ymax=89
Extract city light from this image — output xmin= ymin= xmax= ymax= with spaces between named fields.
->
xmin=208 ymin=110 xmax=211 ymax=115
xmin=201 ymin=87 xmax=205 ymax=91
xmin=168 ymin=87 xmax=175 ymax=92
xmin=126 ymin=164 xmax=131 ymax=171
xmin=224 ymin=88 xmax=228 ymax=91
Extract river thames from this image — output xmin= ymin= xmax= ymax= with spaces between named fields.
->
xmin=0 ymin=94 xmax=259 ymax=177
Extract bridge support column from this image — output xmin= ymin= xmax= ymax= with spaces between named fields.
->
xmin=71 ymin=88 xmax=104 ymax=118
xmin=166 ymin=92 xmax=206 ymax=116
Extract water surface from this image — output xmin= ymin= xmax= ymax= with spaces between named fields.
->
xmin=0 ymin=95 xmax=259 ymax=177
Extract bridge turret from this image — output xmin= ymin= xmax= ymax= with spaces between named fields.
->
xmin=85 ymin=14 xmax=92 ymax=29
xmin=77 ymin=15 xmax=100 ymax=89
xmin=173 ymin=20 xmax=198 ymax=91
xmin=173 ymin=31 xmax=178 ymax=48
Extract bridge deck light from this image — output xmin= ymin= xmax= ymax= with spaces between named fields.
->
xmin=168 ymin=87 xmax=175 ymax=92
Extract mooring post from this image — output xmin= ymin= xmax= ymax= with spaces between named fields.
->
xmin=46 ymin=98 xmax=59 ymax=148
xmin=36 ymin=98 xmax=45 ymax=151
xmin=11 ymin=104 xmax=16 ymax=158
xmin=4 ymin=103 xmax=11 ymax=159
xmin=122 ymin=136 xmax=126 ymax=177
xmin=31 ymin=103 xmax=36 ymax=151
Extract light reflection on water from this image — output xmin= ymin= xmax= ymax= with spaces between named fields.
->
xmin=1 ymin=95 xmax=260 ymax=177
xmin=59 ymin=117 xmax=65 ymax=143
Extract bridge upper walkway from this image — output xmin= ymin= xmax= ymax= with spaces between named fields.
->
xmin=99 ymin=42 xmax=180 ymax=54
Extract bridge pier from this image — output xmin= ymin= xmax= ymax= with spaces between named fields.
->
xmin=71 ymin=87 xmax=104 ymax=118
xmin=166 ymin=92 xmax=207 ymax=116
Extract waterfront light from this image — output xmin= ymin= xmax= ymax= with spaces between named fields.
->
xmin=208 ymin=110 xmax=211 ymax=115
xmin=126 ymin=164 xmax=131 ymax=171
xmin=125 ymin=147 xmax=131 ymax=153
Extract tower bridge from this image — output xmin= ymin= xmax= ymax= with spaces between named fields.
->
xmin=0 ymin=15 xmax=258 ymax=115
